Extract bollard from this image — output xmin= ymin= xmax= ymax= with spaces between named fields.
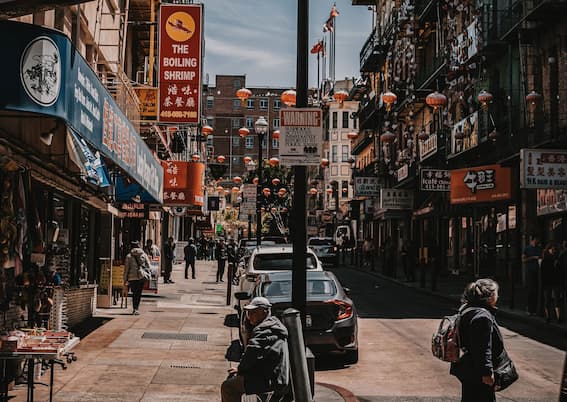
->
xmin=282 ymin=308 xmax=312 ymax=402
xmin=226 ymin=263 xmax=233 ymax=306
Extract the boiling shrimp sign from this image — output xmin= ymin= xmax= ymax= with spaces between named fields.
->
xmin=279 ymin=108 xmax=323 ymax=166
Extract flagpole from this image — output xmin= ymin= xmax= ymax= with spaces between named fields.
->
xmin=317 ymin=51 xmax=320 ymax=103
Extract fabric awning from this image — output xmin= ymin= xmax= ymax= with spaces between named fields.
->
xmin=66 ymin=128 xmax=111 ymax=188
xmin=114 ymin=175 xmax=161 ymax=205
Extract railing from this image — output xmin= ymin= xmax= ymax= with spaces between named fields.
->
xmin=357 ymin=98 xmax=379 ymax=130
xmin=359 ymin=26 xmax=384 ymax=71
xmin=415 ymin=54 xmax=446 ymax=90
xmin=415 ymin=0 xmax=437 ymax=20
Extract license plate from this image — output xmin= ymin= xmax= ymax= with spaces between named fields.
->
xmin=306 ymin=315 xmax=312 ymax=328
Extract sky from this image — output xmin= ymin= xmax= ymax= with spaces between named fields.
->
xmin=201 ymin=0 xmax=373 ymax=88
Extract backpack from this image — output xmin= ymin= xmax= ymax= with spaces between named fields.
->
xmin=134 ymin=254 xmax=152 ymax=280
xmin=431 ymin=307 xmax=474 ymax=363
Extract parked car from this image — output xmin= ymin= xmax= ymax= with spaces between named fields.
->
xmin=236 ymin=270 xmax=358 ymax=364
xmin=307 ymin=237 xmax=338 ymax=266
xmin=261 ymin=235 xmax=288 ymax=244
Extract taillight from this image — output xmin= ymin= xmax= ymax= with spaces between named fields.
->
xmin=332 ymin=246 xmax=338 ymax=253
xmin=325 ymin=299 xmax=353 ymax=320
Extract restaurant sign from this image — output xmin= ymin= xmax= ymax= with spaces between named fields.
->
xmin=419 ymin=133 xmax=437 ymax=161
xmin=450 ymin=164 xmax=512 ymax=204
xmin=379 ymin=189 xmax=414 ymax=210
xmin=161 ymin=161 xmax=204 ymax=206
xmin=119 ymin=203 xmax=149 ymax=219
xmin=420 ymin=169 xmax=451 ymax=192
xmin=520 ymin=149 xmax=567 ymax=189
xmin=354 ymin=177 xmax=380 ymax=197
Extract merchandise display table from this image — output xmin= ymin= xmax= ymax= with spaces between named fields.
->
xmin=0 ymin=333 xmax=79 ymax=402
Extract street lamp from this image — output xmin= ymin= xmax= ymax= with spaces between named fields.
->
xmin=254 ymin=116 xmax=269 ymax=246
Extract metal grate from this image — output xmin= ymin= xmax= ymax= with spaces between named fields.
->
xmin=170 ymin=363 xmax=200 ymax=369
xmin=142 ymin=332 xmax=208 ymax=341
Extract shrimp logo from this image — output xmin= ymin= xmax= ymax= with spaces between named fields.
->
xmin=165 ymin=12 xmax=195 ymax=42
xmin=20 ymin=36 xmax=61 ymax=107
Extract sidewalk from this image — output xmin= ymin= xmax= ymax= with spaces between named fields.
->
xmin=341 ymin=251 xmax=567 ymax=339
xmin=9 ymin=260 xmax=349 ymax=401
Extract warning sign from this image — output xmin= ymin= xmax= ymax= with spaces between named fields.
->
xmin=279 ymin=108 xmax=323 ymax=166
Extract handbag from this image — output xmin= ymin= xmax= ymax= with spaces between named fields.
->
xmin=135 ymin=255 xmax=152 ymax=280
xmin=494 ymin=349 xmax=519 ymax=391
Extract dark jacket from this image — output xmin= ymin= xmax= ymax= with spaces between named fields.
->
xmin=450 ymin=305 xmax=504 ymax=381
xmin=184 ymin=244 xmax=197 ymax=262
xmin=164 ymin=242 xmax=175 ymax=261
xmin=238 ymin=315 xmax=290 ymax=395
xmin=540 ymin=254 xmax=559 ymax=288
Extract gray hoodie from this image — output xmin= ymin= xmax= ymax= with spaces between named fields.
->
xmin=124 ymin=248 xmax=151 ymax=282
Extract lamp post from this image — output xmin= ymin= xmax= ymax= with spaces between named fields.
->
xmin=254 ymin=116 xmax=269 ymax=246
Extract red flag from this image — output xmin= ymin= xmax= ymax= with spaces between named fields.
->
xmin=330 ymin=4 xmax=340 ymax=18
xmin=310 ymin=40 xmax=323 ymax=54
xmin=323 ymin=17 xmax=334 ymax=32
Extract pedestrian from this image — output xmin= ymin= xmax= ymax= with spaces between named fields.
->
xmin=163 ymin=236 xmax=176 ymax=284
xmin=401 ymin=237 xmax=415 ymax=282
xmin=216 ymin=238 xmax=228 ymax=283
xmin=144 ymin=239 xmax=160 ymax=258
xmin=363 ymin=237 xmax=373 ymax=269
xmin=209 ymin=237 xmax=216 ymax=260
xmin=558 ymin=240 xmax=567 ymax=322
xmin=541 ymin=242 xmax=562 ymax=323
xmin=522 ymin=235 xmax=542 ymax=315
xmin=227 ymin=238 xmax=238 ymax=283
xmin=221 ymin=297 xmax=290 ymax=402
xmin=184 ymin=238 xmax=197 ymax=279
xmin=123 ymin=241 xmax=151 ymax=315
xmin=450 ymin=279 xmax=516 ymax=401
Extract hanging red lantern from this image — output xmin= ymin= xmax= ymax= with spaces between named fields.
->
xmin=425 ymin=91 xmax=448 ymax=111
xmin=269 ymin=157 xmax=280 ymax=166
xmin=281 ymin=89 xmax=296 ymax=107
xmin=418 ymin=130 xmax=430 ymax=141
xmin=347 ymin=131 xmax=359 ymax=140
xmin=380 ymin=131 xmax=396 ymax=143
xmin=320 ymin=158 xmax=329 ymax=167
xmin=191 ymin=154 xmax=201 ymax=162
xmin=201 ymin=125 xmax=213 ymax=136
xmin=382 ymin=91 xmax=397 ymax=112
xmin=273 ymin=130 xmax=280 ymax=140
xmin=263 ymin=188 xmax=271 ymax=197
xmin=342 ymin=188 xmax=348 ymax=193
xmin=278 ymin=188 xmax=287 ymax=196
xmin=231 ymin=186 xmax=240 ymax=193
xmin=217 ymin=155 xmax=226 ymax=163
xmin=239 ymin=127 xmax=250 ymax=137
xmin=309 ymin=188 xmax=318 ymax=195
xmin=253 ymin=177 xmax=259 ymax=185
xmin=216 ymin=186 xmax=224 ymax=192
xmin=272 ymin=178 xmax=281 ymax=186
xmin=243 ymin=156 xmax=252 ymax=164
xmin=325 ymin=188 xmax=334 ymax=194
xmin=236 ymin=87 xmax=252 ymax=106
xmin=526 ymin=90 xmax=542 ymax=112
xmin=477 ymin=90 xmax=493 ymax=111
xmin=334 ymin=89 xmax=349 ymax=108
xmin=233 ymin=176 xmax=242 ymax=184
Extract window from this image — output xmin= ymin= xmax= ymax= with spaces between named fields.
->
xmin=332 ymin=145 xmax=338 ymax=162
xmin=232 ymin=136 xmax=240 ymax=147
xmin=246 ymin=117 xmax=254 ymax=128
xmin=245 ymin=136 xmax=254 ymax=149
xmin=342 ymin=145 xmax=349 ymax=162
xmin=233 ymin=99 xmax=241 ymax=110
xmin=232 ymin=118 xmax=240 ymax=128
xmin=332 ymin=112 xmax=338 ymax=129
xmin=342 ymin=111 xmax=349 ymax=128
xmin=206 ymin=135 xmax=213 ymax=146
xmin=274 ymin=99 xmax=281 ymax=110
xmin=272 ymin=138 xmax=279 ymax=148
xmin=273 ymin=117 xmax=280 ymax=128
xmin=261 ymin=136 xmax=268 ymax=149
xmin=354 ymin=116 xmax=357 ymax=129
xmin=246 ymin=99 xmax=254 ymax=109
xmin=206 ymin=96 xmax=214 ymax=109
xmin=259 ymin=99 xmax=268 ymax=110
xmin=233 ymin=79 xmax=241 ymax=90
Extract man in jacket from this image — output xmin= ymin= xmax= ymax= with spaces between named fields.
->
xmin=163 ymin=237 xmax=175 ymax=284
xmin=123 ymin=241 xmax=151 ymax=315
xmin=184 ymin=238 xmax=197 ymax=279
xmin=221 ymin=297 xmax=290 ymax=402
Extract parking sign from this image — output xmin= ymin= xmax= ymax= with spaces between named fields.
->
xmin=279 ymin=108 xmax=323 ymax=166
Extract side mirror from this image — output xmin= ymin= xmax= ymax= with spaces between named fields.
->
xmin=343 ymin=287 xmax=351 ymax=296
xmin=234 ymin=291 xmax=251 ymax=301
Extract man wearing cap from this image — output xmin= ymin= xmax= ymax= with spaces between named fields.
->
xmin=123 ymin=241 xmax=151 ymax=315
xmin=221 ymin=297 xmax=290 ymax=402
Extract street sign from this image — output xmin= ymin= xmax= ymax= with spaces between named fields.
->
xmin=240 ymin=184 xmax=256 ymax=215
xmin=520 ymin=148 xmax=567 ymax=189
xmin=354 ymin=177 xmax=380 ymax=197
xmin=279 ymin=108 xmax=323 ymax=166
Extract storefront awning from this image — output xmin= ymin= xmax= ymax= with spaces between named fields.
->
xmin=66 ymin=129 xmax=111 ymax=188
xmin=114 ymin=176 xmax=161 ymax=205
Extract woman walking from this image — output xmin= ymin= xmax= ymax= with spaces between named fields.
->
xmin=541 ymin=242 xmax=562 ymax=323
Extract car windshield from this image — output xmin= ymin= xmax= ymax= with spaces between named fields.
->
xmin=308 ymin=239 xmax=334 ymax=246
xmin=262 ymin=279 xmax=336 ymax=297
xmin=253 ymin=253 xmax=317 ymax=271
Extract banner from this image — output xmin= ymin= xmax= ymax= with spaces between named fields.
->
xmin=379 ymin=189 xmax=414 ymax=210
xmin=420 ymin=169 xmax=451 ymax=192
xmin=450 ymin=164 xmax=512 ymax=204
xmin=162 ymin=161 xmax=204 ymax=206
xmin=159 ymin=3 xmax=202 ymax=124
xmin=520 ymin=148 xmax=567 ymax=189
xmin=134 ymin=87 xmax=158 ymax=118
xmin=279 ymin=108 xmax=323 ymax=165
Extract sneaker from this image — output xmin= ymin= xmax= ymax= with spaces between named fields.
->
xmin=169 ymin=280 xmax=175 ymax=284
xmin=133 ymin=310 xmax=139 ymax=315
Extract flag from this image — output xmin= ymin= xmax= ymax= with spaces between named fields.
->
xmin=330 ymin=4 xmax=340 ymax=17
xmin=323 ymin=4 xmax=339 ymax=32
xmin=310 ymin=40 xmax=324 ymax=54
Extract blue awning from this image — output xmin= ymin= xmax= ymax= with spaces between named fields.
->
xmin=114 ymin=175 xmax=161 ymax=205
xmin=66 ymin=128 xmax=111 ymax=188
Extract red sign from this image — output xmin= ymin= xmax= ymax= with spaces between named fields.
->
xmin=162 ymin=161 xmax=204 ymax=206
xmin=158 ymin=4 xmax=202 ymax=123
xmin=450 ymin=164 xmax=512 ymax=204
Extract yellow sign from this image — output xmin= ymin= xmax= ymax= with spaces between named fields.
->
xmin=165 ymin=12 xmax=195 ymax=42
xmin=134 ymin=87 xmax=158 ymax=118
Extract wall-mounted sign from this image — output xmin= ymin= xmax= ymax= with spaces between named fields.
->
xmin=379 ymin=189 xmax=414 ymax=210
xmin=279 ymin=108 xmax=323 ymax=165
xmin=397 ymin=164 xmax=409 ymax=182
xmin=161 ymin=161 xmax=204 ymax=206
xmin=207 ymin=196 xmax=220 ymax=211
xmin=420 ymin=169 xmax=451 ymax=192
xmin=520 ymin=148 xmax=567 ymax=189
xmin=419 ymin=133 xmax=437 ymax=161
xmin=134 ymin=87 xmax=158 ymax=119
xmin=454 ymin=18 xmax=478 ymax=65
xmin=158 ymin=3 xmax=202 ymax=124
xmin=119 ymin=203 xmax=149 ymax=219
xmin=354 ymin=177 xmax=380 ymax=197
xmin=450 ymin=112 xmax=478 ymax=157
xmin=240 ymin=184 xmax=256 ymax=215
xmin=450 ymin=164 xmax=512 ymax=204
xmin=537 ymin=189 xmax=567 ymax=216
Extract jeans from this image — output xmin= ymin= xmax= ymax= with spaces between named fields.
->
xmin=185 ymin=260 xmax=195 ymax=279
xmin=461 ymin=380 xmax=496 ymax=402
xmin=129 ymin=279 xmax=145 ymax=311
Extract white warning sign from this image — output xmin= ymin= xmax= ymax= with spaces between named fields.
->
xmin=279 ymin=108 xmax=323 ymax=166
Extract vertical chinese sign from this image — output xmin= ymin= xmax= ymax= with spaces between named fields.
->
xmin=161 ymin=161 xmax=204 ymax=206
xmin=158 ymin=3 xmax=202 ymax=124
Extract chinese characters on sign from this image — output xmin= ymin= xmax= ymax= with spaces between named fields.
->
xmin=520 ymin=149 xmax=567 ymax=189
xmin=379 ymin=189 xmax=414 ymax=210
xmin=161 ymin=161 xmax=204 ymax=206
xmin=279 ymin=108 xmax=323 ymax=166
xmin=354 ymin=177 xmax=380 ymax=197
xmin=419 ymin=133 xmax=437 ymax=161
xmin=119 ymin=203 xmax=149 ymax=219
xmin=159 ymin=4 xmax=202 ymax=123
xmin=450 ymin=164 xmax=512 ymax=204
xmin=451 ymin=112 xmax=478 ymax=156
xmin=397 ymin=164 xmax=409 ymax=182
xmin=420 ymin=169 xmax=451 ymax=191
xmin=134 ymin=87 xmax=158 ymax=119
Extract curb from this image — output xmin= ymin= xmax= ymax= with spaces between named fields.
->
xmin=317 ymin=382 xmax=359 ymax=402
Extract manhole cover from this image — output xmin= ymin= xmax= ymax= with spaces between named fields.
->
xmin=170 ymin=363 xmax=200 ymax=369
xmin=142 ymin=332 xmax=208 ymax=341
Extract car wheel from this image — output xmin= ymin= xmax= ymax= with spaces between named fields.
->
xmin=343 ymin=349 xmax=358 ymax=365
